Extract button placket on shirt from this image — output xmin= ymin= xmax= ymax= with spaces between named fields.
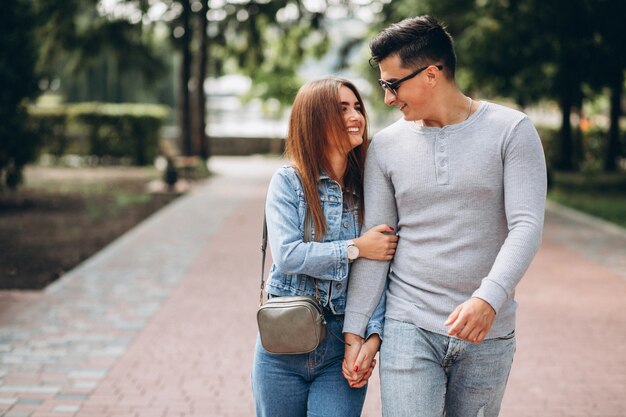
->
xmin=435 ymin=131 xmax=449 ymax=185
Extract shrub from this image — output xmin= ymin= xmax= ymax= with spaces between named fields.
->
xmin=536 ymin=125 xmax=625 ymax=173
xmin=29 ymin=103 xmax=169 ymax=166
xmin=28 ymin=106 xmax=69 ymax=157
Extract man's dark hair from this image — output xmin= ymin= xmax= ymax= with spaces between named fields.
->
xmin=370 ymin=15 xmax=457 ymax=79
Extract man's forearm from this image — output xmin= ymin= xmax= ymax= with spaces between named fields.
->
xmin=344 ymin=259 xmax=389 ymax=336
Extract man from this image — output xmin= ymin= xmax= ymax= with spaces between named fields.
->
xmin=342 ymin=15 xmax=546 ymax=417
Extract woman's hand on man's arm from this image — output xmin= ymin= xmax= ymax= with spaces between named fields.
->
xmin=354 ymin=224 xmax=398 ymax=261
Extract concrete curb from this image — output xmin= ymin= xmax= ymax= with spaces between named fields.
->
xmin=545 ymin=199 xmax=626 ymax=239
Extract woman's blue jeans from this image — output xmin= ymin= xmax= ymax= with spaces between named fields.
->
xmin=380 ymin=318 xmax=516 ymax=417
xmin=252 ymin=313 xmax=367 ymax=417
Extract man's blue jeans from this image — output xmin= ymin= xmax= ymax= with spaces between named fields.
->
xmin=380 ymin=318 xmax=516 ymax=417
xmin=252 ymin=313 xmax=367 ymax=417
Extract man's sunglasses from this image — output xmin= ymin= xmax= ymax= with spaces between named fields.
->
xmin=378 ymin=65 xmax=444 ymax=96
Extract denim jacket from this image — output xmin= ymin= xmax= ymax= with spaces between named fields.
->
xmin=265 ymin=165 xmax=385 ymax=339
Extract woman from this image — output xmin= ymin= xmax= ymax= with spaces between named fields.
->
xmin=252 ymin=77 xmax=398 ymax=417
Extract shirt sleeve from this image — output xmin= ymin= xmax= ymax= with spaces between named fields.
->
xmin=343 ymin=141 xmax=398 ymax=336
xmin=364 ymin=280 xmax=387 ymax=340
xmin=472 ymin=117 xmax=547 ymax=311
xmin=266 ymin=169 xmax=349 ymax=281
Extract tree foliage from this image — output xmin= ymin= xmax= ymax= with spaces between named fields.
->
xmin=197 ymin=1 xmax=329 ymax=104
xmin=463 ymin=0 xmax=600 ymax=171
xmin=371 ymin=0 xmax=624 ymax=172
xmin=34 ymin=0 xmax=167 ymax=103
xmin=0 ymin=0 xmax=39 ymax=189
xmin=156 ymin=0 xmax=331 ymax=156
xmin=591 ymin=0 xmax=626 ymax=171
xmin=19 ymin=1 xmax=623 ymax=172
xmin=22 ymin=0 xmax=334 ymax=164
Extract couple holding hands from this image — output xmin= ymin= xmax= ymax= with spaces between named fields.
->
xmin=252 ymin=15 xmax=546 ymax=417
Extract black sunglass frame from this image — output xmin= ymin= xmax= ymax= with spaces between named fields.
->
xmin=378 ymin=65 xmax=444 ymax=95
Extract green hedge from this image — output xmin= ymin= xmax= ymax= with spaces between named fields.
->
xmin=536 ymin=125 xmax=625 ymax=173
xmin=28 ymin=106 xmax=68 ymax=157
xmin=29 ymin=103 xmax=169 ymax=166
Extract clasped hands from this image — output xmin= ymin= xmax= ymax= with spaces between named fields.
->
xmin=342 ymin=297 xmax=496 ymax=388
xmin=342 ymin=333 xmax=380 ymax=389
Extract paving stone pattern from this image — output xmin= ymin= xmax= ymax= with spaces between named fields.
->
xmin=1 ymin=156 xmax=624 ymax=417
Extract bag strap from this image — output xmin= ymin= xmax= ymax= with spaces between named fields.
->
xmin=260 ymin=208 xmax=314 ymax=306
xmin=259 ymin=211 xmax=268 ymax=305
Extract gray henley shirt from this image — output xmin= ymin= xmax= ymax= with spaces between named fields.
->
xmin=343 ymin=101 xmax=547 ymax=339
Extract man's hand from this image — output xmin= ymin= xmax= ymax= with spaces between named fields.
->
xmin=444 ymin=297 xmax=496 ymax=344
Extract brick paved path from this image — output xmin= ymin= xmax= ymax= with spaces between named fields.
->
xmin=1 ymin=156 xmax=624 ymax=417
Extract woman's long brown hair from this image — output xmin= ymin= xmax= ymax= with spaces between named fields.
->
xmin=284 ymin=77 xmax=369 ymax=240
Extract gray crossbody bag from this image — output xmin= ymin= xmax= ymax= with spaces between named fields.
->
xmin=256 ymin=210 xmax=327 ymax=354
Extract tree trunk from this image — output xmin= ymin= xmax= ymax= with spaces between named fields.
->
xmin=573 ymin=90 xmax=584 ymax=168
xmin=604 ymin=68 xmax=623 ymax=172
xmin=558 ymin=102 xmax=574 ymax=171
xmin=194 ymin=0 xmax=210 ymax=160
xmin=558 ymin=86 xmax=575 ymax=171
xmin=179 ymin=0 xmax=193 ymax=157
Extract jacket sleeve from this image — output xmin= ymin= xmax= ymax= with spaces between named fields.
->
xmin=266 ymin=169 xmax=350 ymax=281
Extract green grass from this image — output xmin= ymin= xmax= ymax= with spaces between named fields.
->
xmin=548 ymin=171 xmax=626 ymax=228
xmin=86 ymin=191 xmax=152 ymax=221
xmin=19 ymin=165 xmax=167 ymax=221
